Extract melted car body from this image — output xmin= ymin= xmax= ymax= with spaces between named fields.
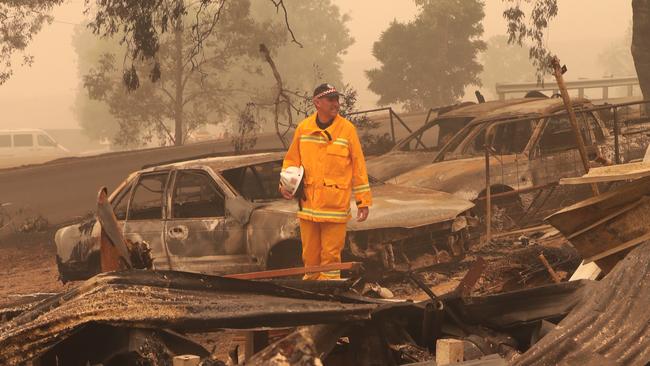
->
xmin=55 ymin=152 xmax=475 ymax=281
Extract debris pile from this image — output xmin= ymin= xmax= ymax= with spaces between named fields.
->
xmin=4 ymin=144 xmax=650 ymax=365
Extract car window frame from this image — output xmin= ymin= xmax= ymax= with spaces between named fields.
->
xmin=395 ymin=116 xmax=474 ymax=153
xmin=126 ymin=170 xmax=171 ymax=222
xmin=533 ymin=112 xmax=595 ymax=156
xmin=465 ymin=117 xmax=541 ymax=158
xmin=37 ymin=134 xmax=57 ymax=148
xmin=433 ymin=120 xmax=486 ymax=162
xmin=169 ymin=168 xmax=227 ymax=219
xmin=525 ymin=105 xmax=597 ymax=159
xmin=218 ymin=160 xmax=290 ymax=202
xmin=111 ymin=179 xmax=135 ymax=221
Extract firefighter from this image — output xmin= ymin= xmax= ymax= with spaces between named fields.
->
xmin=280 ymin=83 xmax=372 ymax=280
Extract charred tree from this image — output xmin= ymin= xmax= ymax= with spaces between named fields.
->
xmin=632 ymin=0 xmax=650 ymax=101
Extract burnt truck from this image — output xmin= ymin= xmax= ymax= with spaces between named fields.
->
xmin=54 ymin=152 xmax=476 ymax=281
xmin=391 ymin=97 xmax=650 ymax=224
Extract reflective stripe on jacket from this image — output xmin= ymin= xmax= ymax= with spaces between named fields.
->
xmin=282 ymin=113 xmax=372 ymax=223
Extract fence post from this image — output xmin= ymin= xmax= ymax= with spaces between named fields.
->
xmin=484 ymin=140 xmax=492 ymax=243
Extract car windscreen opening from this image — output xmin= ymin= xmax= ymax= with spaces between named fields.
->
xmin=222 ymin=161 xmax=284 ymax=201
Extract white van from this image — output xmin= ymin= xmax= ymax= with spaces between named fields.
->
xmin=0 ymin=129 xmax=70 ymax=169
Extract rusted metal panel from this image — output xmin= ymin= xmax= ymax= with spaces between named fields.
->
xmin=513 ymin=242 xmax=650 ymax=366
xmin=561 ymin=160 xmax=650 ymax=184
xmin=449 ymin=280 xmax=589 ymax=329
xmin=455 ymin=257 xmax=486 ymax=298
xmin=546 ymin=175 xmax=650 ymax=273
xmin=97 ymin=187 xmax=132 ymax=270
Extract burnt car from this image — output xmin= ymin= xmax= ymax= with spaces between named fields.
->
xmin=54 ymin=152 xmax=475 ymax=281
xmin=366 ymin=98 xmax=544 ymax=181
xmin=391 ymin=97 xmax=648 ymax=223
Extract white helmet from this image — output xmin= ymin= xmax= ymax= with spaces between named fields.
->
xmin=280 ymin=166 xmax=305 ymax=196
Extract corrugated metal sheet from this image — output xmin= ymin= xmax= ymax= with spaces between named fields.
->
xmin=512 ymin=241 xmax=650 ymax=366
xmin=0 ymin=270 xmax=388 ymax=365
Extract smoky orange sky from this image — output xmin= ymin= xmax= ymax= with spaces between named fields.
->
xmin=0 ymin=0 xmax=633 ymax=130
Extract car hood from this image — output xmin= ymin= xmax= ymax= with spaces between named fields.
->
xmin=392 ymin=157 xmax=489 ymax=200
xmin=366 ymin=151 xmax=439 ymax=182
xmin=258 ymin=183 xmax=474 ymax=230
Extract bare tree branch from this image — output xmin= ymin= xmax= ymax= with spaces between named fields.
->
xmin=187 ymin=0 xmax=226 ymax=68
xmin=259 ymin=42 xmax=301 ymax=147
xmin=159 ymin=85 xmax=176 ymax=103
xmin=270 ymin=0 xmax=303 ymax=48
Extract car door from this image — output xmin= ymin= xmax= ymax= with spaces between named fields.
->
xmin=484 ymin=120 xmax=538 ymax=191
xmin=163 ymin=168 xmax=250 ymax=274
xmin=122 ymin=171 xmax=171 ymax=269
xmin=530 ymin=113 xmax=601 ymax=185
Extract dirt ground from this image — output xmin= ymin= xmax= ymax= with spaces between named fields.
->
xmin=0 ymin=225 xmax=579 ymax=305
xmin=0 ymin=230 xmax=68 ymax=306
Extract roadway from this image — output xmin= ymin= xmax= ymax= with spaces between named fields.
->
xmin=0 ymin=133 xmax=284 ymax=227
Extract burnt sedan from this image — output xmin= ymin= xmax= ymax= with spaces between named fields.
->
xmin=55 ymin=152 xmax=475 ymax=281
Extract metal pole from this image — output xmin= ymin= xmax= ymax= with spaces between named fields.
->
xmin=389 ymin=108 xmax=396 ymax=145
xmin=484 ymin=139 xmax=492 ymax=243
xmin=613 ymin=107 xmax=620 ymax=164
xmin=551 ymin=57 xmax=599 ymax=196
xmin=424 ymin=108 xmax=434 ymax=126
xmin=346 ymin=107 xmax=392 ymax=115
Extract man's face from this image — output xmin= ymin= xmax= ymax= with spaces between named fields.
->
xmin=313 ymin=95 xmax=340 ymax=120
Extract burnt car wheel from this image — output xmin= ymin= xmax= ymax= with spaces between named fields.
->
xmin=267 ymin=240 xmax=303 ymax=269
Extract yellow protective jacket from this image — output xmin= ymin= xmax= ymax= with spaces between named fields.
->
xmin=282 ymin=113 xmax=372 ymax=223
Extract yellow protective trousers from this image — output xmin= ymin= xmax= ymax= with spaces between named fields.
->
xmin=299 ymin=219 xmax=347 ymax=280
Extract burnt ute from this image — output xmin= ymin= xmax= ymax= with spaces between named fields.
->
xmin=54 ymin=152 xmax=476 ymax=281
xmin=391 ymin=97 xmax=650 ymax=225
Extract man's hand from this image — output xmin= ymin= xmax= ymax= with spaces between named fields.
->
xmin=280 ymin=185 xmax=294 ymax=200
xmin=356 ymin=206 xmax=369 ymax=222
